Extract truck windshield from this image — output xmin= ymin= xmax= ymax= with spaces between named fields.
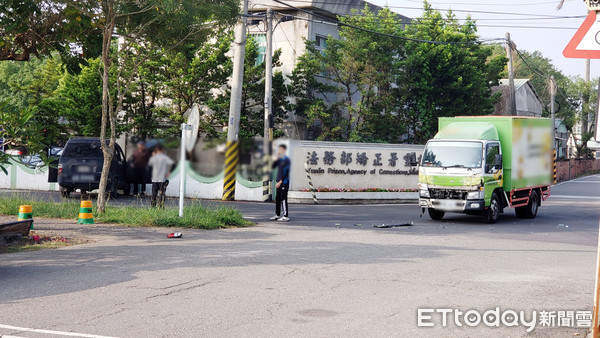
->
xmin=421 ymin=141 xmax=483 ymax=169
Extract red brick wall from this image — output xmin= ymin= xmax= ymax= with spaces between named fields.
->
xmin=555 ymin=159 xmax=600 ymax=182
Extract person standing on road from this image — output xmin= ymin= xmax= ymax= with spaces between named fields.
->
xmin=148 ymin=144 xmax=173 ymax=208
xmin=130 ymin=142 xmax=150 ymax=196
xmin=270 ymin=144 xmax=291 ymax=221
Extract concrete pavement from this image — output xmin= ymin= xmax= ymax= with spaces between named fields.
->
xmin=0 ymin=175 xmax=599 ymax=337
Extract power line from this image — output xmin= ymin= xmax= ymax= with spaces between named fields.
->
xmin=273 ymin=0 xmax=507 ymax=45
xmin=513 ymin=48 xmax=577 ymax=108
xmin=271 ymin=0 xmax=580 ymax=105
xmin=402 ymin=21 xmax=578 ymax=30
xmin=402 ymin=0 xmax=576 ymax=6
xmin=285 ymin=0 xmax=584 ymax=18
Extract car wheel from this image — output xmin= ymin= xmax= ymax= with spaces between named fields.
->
xmin=485 ymin=193 xmax=501 ymax=224
xmin=516 ymin=190 xmax=539 ymax=219
xmin=60 ymin=189 xmax=71 ymax=199
xmin=428 ymin=208 xmax=445 ymax=221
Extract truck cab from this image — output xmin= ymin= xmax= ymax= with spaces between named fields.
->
xmin=419 ymin=117 xmax=552 ymax=223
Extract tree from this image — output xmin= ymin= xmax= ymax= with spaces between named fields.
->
xmin=92 ymin=0 xmax=239 ymax=212
xmin=291 ymin=7 xmax=404 ymax=143
xmin=399 ymin=3 xmax=506 ymax=143
xmin=237 ymin=37 xmax=288 ymax=140
xmin=0 ymin=0 xmax=102 ymax=71
xmin=504 ymin=48 xmax=577 ymax=129
xmin=125 ymin=32 xmax=233 ymax=137
xmin=0 ymin=101 xmax=48 ymax=173
xmin=565 ymin=76 xmax=597 ymax=158
xmin=291 ymin=3 xmax=506 ymax=144
xmin=59 ymin=57 xmax=104 ymax=137
xmin=0 ymin=55 xmax=66 ymax=146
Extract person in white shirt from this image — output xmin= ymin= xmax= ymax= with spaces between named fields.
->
xmin=148 ymin=144 xmax=174 ymax=208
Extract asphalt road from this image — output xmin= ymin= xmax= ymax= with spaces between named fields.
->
xmin=1 ymin=175 xmax=599 ymax=337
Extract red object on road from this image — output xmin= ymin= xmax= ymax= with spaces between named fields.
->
xmin=167 ymin=232 xmax=182 ymax=238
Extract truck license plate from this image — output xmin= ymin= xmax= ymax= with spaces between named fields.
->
xmin=436 ymin=199 xmax=463 ymax=211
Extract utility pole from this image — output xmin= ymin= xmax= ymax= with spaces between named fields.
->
xmin=506 ymin=32 xmax=517 ymax=116
xmin=222 ymin=0 xmax=248 ymax=201
xmin=550 ymin=75 xmax=556 ymax=150
xmin=583 ymin=59 xmax=591 ymax=134
xmin=595 ymin=77 xmax=600 ymax=142
xmin=262 ymin=8 xmax=274 ymax=202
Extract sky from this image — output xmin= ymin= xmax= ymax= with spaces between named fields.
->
xmin=368 ymin=0 xmax=595 ymax=78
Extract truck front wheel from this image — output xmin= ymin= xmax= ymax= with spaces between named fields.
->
xmin=485 ymin=193 xmax=501 ymax=224
xmin=428 ymin=208 xmax=445 ymax=221
xmin=516 ymin=190 xmax=539 ymax=219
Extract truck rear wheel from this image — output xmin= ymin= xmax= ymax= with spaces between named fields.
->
xmin=485 ymin=193 xmax=501 ymax=224
xmin=515 ymin=190 xmax=539 ymax=219
xmin=428 ymin=208 xmax=445 ymax=221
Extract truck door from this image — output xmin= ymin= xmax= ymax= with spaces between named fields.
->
xmin=484 ymin=143 xmax=503 ymax=203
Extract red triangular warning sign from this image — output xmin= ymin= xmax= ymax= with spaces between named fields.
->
xmin=564 ymin=11 xmax=600 ymax=59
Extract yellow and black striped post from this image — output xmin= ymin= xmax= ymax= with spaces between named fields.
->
xmin=304 ymin=162 xmax=318 ymax=205
xmin=262 ymin=154 xmax=270 ymax=202
xmin=77 ymin=200 xmax=94 ymax=224
xmin=18 ymin=205 xmax=33 ymax=229
xmin=553 ymin=149 xmax=557 ymax=184
xmin=222 ymin=141 xmax=239 ymax=201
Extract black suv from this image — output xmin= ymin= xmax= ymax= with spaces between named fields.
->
xmin=52 ymin=138 xmax=130 ymax=198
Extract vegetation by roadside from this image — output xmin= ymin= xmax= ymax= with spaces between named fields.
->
xmin=0 ymin=231 xmax=87 ymax=253
xmin=0 ymin=196 xmax=252 ymax=229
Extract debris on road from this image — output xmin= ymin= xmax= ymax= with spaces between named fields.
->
xmin=373 ymin=222 xmax=413 ymax=228
xmin=167 ymin=232 xmax=183 ymax=238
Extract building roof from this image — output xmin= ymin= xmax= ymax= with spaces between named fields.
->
xmin=498 ymin=79 xmax=531 ymax=91
xmin=497 ymin=78 xmax=543 ymax=106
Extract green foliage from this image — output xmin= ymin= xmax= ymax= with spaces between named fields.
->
xmin=0 ymin=56 xmax=66 ymax=145
xmin=564 ymin=76 xmax=597 ymax=133
xmin=291 ymin=7 xmax=404 ymax=142
xmin=237 ymin=37 xmax=289 ymax=139
xmin=59 ymin=58 xmax=104 ymax=136
xmin=291 ymin=3 xmax=506 ymax=144
xmin=0 ymin=0 xmax=102 ymax=71
xmin=500 ymin=47 xmax=577 ymax=129
xmin=400 ymin=4 xmax=506 ymax=143
xmin=0 ymin=196 xmax=252 ymax=229
xmin=0 ymin=100 xmax=48 ymax=173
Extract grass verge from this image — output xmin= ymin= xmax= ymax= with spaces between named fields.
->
xmin=1 ymin=231 xmax=87 ymax=253
xmin=0 ymin=196 xmax=252 ymax=229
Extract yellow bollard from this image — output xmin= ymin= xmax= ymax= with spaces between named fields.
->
xmin=77 ymin=200 xmax=94 ymax=224
xmin=18 ymin=205 xmax=33 ymax=230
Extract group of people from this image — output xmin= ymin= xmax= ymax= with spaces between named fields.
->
xmin=128 ymin=141 xmax=291 ymax=222
xmin=129 ymin=142 xmax=173 ymax=208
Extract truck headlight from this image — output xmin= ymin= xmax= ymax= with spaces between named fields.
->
xmin=467 ymin=191 xmax=482 ymax=200
xmin=420 ymin=189 xmax=430 ymax=198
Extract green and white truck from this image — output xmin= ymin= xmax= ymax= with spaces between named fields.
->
xmin=418 ymin=116 xmax=554 ymax=223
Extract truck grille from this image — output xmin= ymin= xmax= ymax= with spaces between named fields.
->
xmin=429 ymin=189 xmax=468 ymax=200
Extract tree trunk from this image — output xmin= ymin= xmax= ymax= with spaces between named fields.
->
xmin=97 ymin=0 xmax=116 ymax=213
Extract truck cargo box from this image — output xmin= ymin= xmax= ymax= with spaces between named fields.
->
xmin=438 ymin=116 xmax=553 ymax=192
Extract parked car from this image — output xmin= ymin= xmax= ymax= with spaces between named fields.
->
xmin=21 ymin=155 xmax=44 ymax=168
xmin=50 ymin=138 xmax=130 ymax=198
xmin=3 ymin=146 xmax=26 ymax=156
